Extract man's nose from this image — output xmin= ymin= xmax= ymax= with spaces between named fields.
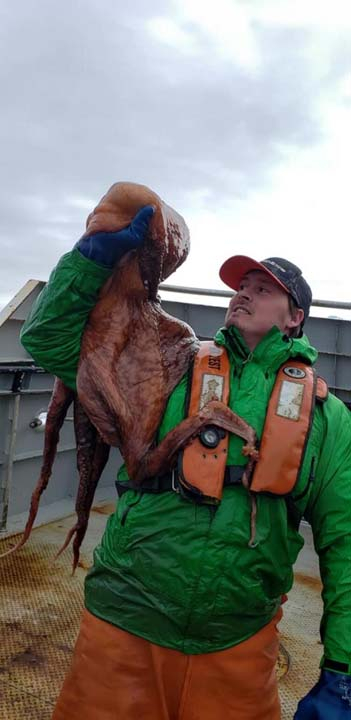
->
xmin=237 ymin=288 xmax=251 ymax=301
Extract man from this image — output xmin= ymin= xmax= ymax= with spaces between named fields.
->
xmin=21 ymin=205 xmax=351 ymax=719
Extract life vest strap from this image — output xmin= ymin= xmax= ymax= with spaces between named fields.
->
xmin=115 ymin=465 xmax=245 ymax=498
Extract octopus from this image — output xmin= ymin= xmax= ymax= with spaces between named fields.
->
xmin=1 ymin=182 xmax=258 ymax=571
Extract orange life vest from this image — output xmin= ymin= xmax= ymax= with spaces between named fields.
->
xmin=178 ymin=341 xmax=231 ymax=504
xmin=178 ymin=341 xmax=328 ymax=504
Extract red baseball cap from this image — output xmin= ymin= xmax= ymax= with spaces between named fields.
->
xmin=219 ymin=255 xmax=312 ymax=320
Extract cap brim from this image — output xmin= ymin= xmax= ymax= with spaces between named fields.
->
xmin=219 ymin=255 xmax=289 ymax=295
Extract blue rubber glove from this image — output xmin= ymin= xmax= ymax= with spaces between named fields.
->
xmin=294 ymin=670 xmax=351 ymax=718
xmin=76 ymin=205 xmax=155 ymax=267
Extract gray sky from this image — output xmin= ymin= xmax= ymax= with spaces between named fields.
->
xmin=1 ymin=0 xmax=350 ymax=316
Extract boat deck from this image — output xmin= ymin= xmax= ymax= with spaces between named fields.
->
xmin=0 ymin=506 xmax=322 ymax=719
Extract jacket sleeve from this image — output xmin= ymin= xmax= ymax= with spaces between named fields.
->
xmin=20 ymin=249 xmax=112 ymax=391
xmin=304 ymin=395 xmax=351 ymax=672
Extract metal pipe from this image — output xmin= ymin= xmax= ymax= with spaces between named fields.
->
xmin=0 ymin=393 xmax=21 ymax=531
xmin=0 ymin=389 xmax=53 ymax=397
xmin=160 ymin=284 xmax=351 ymax=310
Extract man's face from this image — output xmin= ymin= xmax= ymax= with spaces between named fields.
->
xmin=224 ymin=270 xmax=303 ymax=349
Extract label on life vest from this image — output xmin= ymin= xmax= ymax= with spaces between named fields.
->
xmin=199 ymin=374 xmax=225 ymax=409
xmin=276 ymin=380 xmax=305 ymax=421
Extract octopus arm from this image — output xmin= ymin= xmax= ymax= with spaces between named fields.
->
xmin=0 ymin=378 xmax=74 ymax=558
xmin=130 ymin=400 xmax=258 ymax=484
xmin=55 ymin=399 xmax=111 ymax=573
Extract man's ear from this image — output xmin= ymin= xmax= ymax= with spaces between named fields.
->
xmin=287 ymin=307 xmax=304 ymax=331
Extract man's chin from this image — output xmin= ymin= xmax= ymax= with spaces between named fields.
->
xmin=225 ymin=314 xmax=243 ymax=329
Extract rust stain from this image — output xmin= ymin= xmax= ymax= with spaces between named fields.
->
xmin=77 ymin=559 xmax=91 ymax=570
xmin=4 ymin=621 xmax=21 ymax=631
xmin=12 ymin=648 xmax=44 ymax=668
xmin=56 ymin=644 xmax=73 ymax=654
xmin=294 ymin=572 xmax=322 ymax=590
xmin=0 ymin=546 xmax=76 ymax=591
xmin=91 ymin=503 xmax=115 ymax=515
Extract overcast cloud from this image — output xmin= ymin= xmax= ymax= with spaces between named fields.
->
xmin=1 ymin=0 xmax=350 ymax=315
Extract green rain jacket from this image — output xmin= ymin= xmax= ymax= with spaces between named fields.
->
xmin=21 ymin=249 xmax=351 ymax=668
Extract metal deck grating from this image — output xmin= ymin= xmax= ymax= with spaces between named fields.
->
xmin=0 ymin=510 xmax=322 ymax=719
xmin=279 ymin=574 xmax=322 ymax=716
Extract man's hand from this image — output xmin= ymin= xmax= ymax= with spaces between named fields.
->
xmin=294 ymin=670 xmax=351 ymax=718
xmin=76 ymin=205 xmax=155 ymax=267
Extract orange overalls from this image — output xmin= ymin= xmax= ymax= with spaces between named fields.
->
xmin=52 ymin=607 xmax=282 ymax=720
